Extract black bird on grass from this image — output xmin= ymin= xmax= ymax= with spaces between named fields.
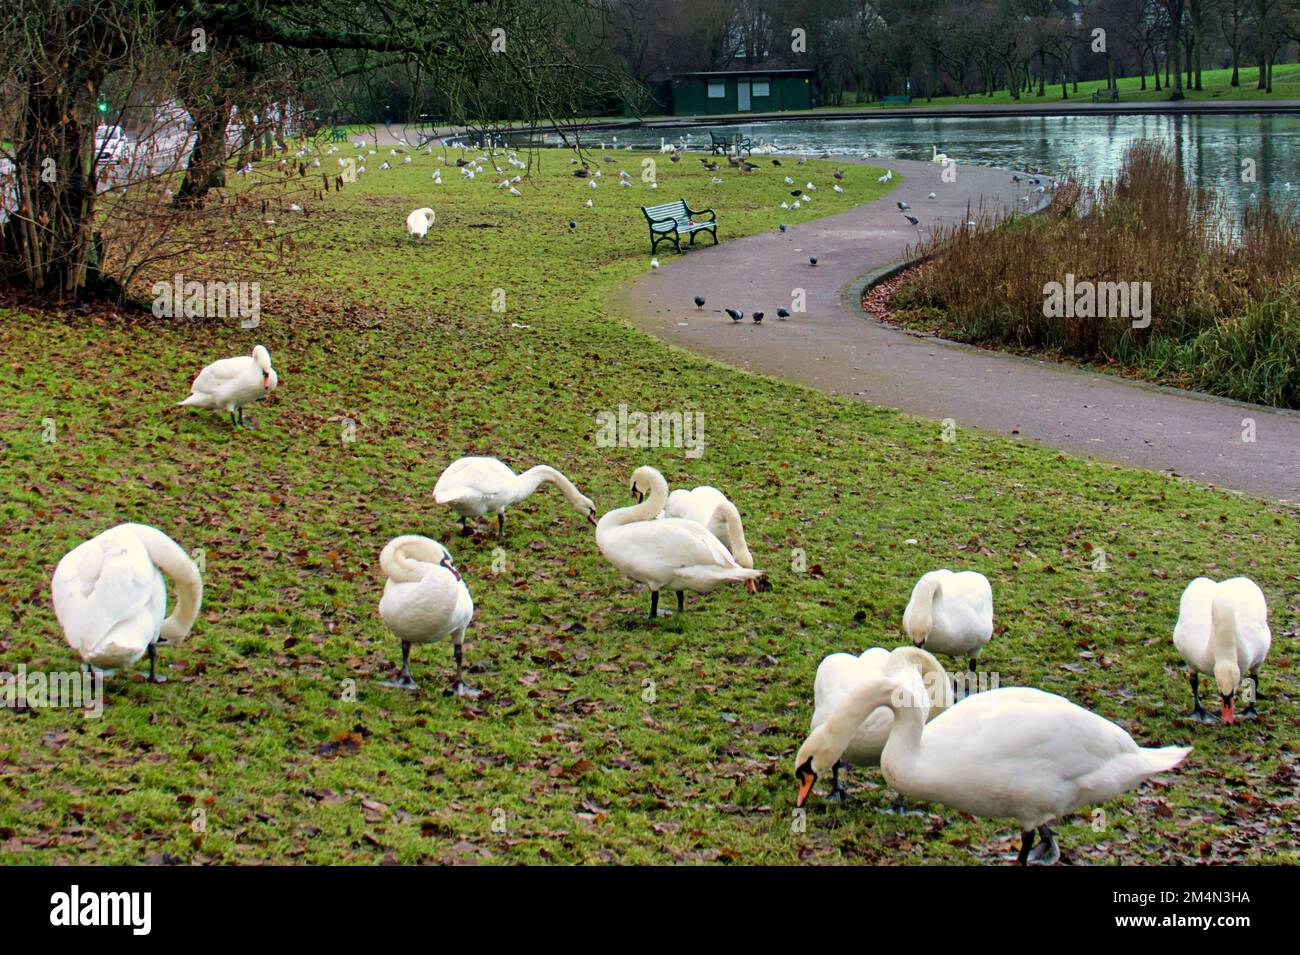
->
xmin=569 ymin=220 xmax=577 ymax=229
xmin=694 ymin=296 xmax=706 ymax=309
xmin=777 ymin=307 xmax=790 ymax=320
xmin=725 ymin=308 xmax=744 ymax=322
xmin=752 ymin=311 xmax=764 ymax=324
xmin=790 ymin=189 xmax=802 ymax=197
xmin=779 ymin=224 xmax=787 ymax=232
xmin=772 ymin=158 xmax=782 ymax=166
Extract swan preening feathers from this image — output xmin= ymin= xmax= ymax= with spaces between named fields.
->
xmin=178 ymin=344 xmax=279 ymax=428
xmin=796 ymin=649 xmax=1191 ymax=864
xmin=598 ymin=466 xmax=762 ymax=618
xmin=433 ymin=456 xmax=596 ymax=535
xmin=378 ymin=535 xmax=478 ymax=696
xmin=1173 ymin=576 xmax=1271 ymax=723
xmin=51 ymin=523 xmax=203 ymax=681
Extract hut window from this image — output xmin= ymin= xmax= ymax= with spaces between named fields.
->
xmin=707 ymin=81 xmax=726 ymax=98
xmin=752 ymin=80 xmax=770 ymax=97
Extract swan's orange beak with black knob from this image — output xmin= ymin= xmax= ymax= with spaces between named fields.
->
xmin=746 ymin=578 xmax=758 ymax=594
xmin=795 ymin=757 xmax=816 ymax=809
xmin=588 ymin=508 xmax=598 ymax=526
xmin=1222 ymin=692 xmax=1235 ymax=724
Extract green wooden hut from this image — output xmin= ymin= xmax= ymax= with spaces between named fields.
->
xmin=669 ymin=69 xmax=815 ymax=116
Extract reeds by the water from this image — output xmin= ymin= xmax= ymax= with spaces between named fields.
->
xmin=893 ymin=141 xmax=1300 ymax=408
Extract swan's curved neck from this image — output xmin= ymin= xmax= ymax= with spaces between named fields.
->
xmin=514 ymin=465 xmax=582 ymax=506
xmin=812 ymin=676 xmax=905 ymax=771
xmin=911 ymin=576 xmax=944 ymax=637
xmin=599 ymin=474 xmax=666 ymax=529
xmin=384 ymin=538 xmax=444 ymax=583
xmin=1210 ymin=599 xmax=1240 ymax=664
xmin=715 ymin=501 xmax=749 ymax=555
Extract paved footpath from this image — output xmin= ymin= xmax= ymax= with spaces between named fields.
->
xmin=616 ymin=158 xmax=1300 ymax=503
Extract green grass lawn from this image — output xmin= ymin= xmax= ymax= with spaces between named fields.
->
xmin=0 ymin=147 xmax=1295 ymax=865
xmin=822 ymin=64 xmax=1300 ymax=111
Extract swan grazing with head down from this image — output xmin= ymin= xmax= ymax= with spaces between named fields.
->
xmin=795 ymin=655 xmax=1191 ymax=864
xmin=1173 ymin=576 xmax=1271 ymax=723
xmin=378 ymin=535 xmax=477 ymax=696
xmin=51 ymin=523 xmax=203 ymax=682
xmin=804 ymin=646 xmax=949 ymax=804
xmin=660 ymin=485 xmax=756 ymax=589
xmin=903 ymin=569 xmax=993 ymax=673
xmin=405 ymin=207 xmax=435 ymax=239
xmin=598 ymin=466 xmax=762 ymax=619
xmin=178 ymin=344 xmax=279 ymax=428
xmin=433 ymin=457 xmax=596 ymax=536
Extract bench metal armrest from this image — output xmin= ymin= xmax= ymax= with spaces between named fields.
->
xmin=684 ymin=205 xmax=716 ymax=222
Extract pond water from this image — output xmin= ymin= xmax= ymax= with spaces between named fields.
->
xmin=564 ymin=113 xmax=1300 ymax=219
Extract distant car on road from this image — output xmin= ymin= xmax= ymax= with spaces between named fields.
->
xmin=94 ymin=125 xmax=130 ymax=163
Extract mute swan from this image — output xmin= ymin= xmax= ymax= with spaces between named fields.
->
xmin=661 ymin=485 xmax=757 ymax=589
xmin=178 ymin=344 xmax=279 ymax=428
xmin=51 ymin=523 xmax=202 ymax=682
xmin=795 ymin=658 xmax=1191 ymax=864
xmin=804 ymin=646 xmax=949 ymax=804
xmin=931 ymin=145 xmax=950 ymax=164
xmin=1173 ymin=576 xmax=1271 ymax=723
xmin=378 ymin=535 xmax=477 ymax=696
xmin=903 ymin=569 xmax=993 ymax=673
xmin=598 ymin=466 xmax=761 ymax=619
xmin=405 ymin=207 xmax=435 ymax=239
xmin=433 ymin=456 xmax=596 ymax=536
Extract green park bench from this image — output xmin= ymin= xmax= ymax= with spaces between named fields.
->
xmin=641 ymin=198 xmax=718 ymax=254
xmin=329 ymin=125 xmax=347 ymax=142
xmin=881 ymin=95 xmax=912 ymax=105
xmin=709 ymin=130 xmax=751 ymax=155
xmin=1091 ymin=87 xmax=1120 ymax=103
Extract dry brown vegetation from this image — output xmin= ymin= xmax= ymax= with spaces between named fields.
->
xmin=891 ymin=141 xmax=1300 ymax=408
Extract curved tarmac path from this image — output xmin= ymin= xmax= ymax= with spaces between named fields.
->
xmin=616 ymin=158 xmax=1300 ymax=503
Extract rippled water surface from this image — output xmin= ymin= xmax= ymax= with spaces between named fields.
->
xmin=561 ymin=113 xmax=1300 ymax=218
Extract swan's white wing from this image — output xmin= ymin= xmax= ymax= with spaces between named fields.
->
xmin=915 ymin=688 xmax=1141 ymax=815
xmin=52 ymin=532 xmax=160 ymax=662
xmin=189 ymin=355 xmax=254 ymax=395
xmin=434 ymin=457 xmax=515 ymax=503
xmin=611 ymin=517 xmax=741 ymax=569
xmin=1172 ymin=577 xmax=1216 ymax=669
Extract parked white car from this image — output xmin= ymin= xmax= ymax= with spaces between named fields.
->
xmin=94 ymin=125 xmax=130 ymax=163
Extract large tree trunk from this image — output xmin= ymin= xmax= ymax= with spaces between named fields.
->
xmin=1 ymin=73 xmax=104 ymax=297
xmin=174 ymin=100 xmax=232 ymax=208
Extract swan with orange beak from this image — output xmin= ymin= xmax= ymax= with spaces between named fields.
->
xmin=178 ymin=344 xmax=279 ymax=429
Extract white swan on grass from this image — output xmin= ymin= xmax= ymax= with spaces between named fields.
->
xmin=51 ymin=523 xmax=202 ymax=682
xmin=805 ymin=646 xmax=949 ymax=807
xmin=902 ymin=569 xmax=993 ymax=673
xmin=405 ymin=207 xmax=435 ymax=239
xmin=1173 ymin=576 xmax=1271 ymax=723
xmin=597 ymin=466 xmax=761 ymax=619
xmin=433 ymin=456 xmax=596 ymax=536
xmin=177 ymin=344 xmax=279 ymax=429
xmin=795 ymin=653 xmax=1191 ymax=864
xmin=378 ymin=535 xmax=477 ymax=696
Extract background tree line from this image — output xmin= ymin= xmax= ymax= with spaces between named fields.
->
xmin=602 ymin=0 xmax=1300 ymax=106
